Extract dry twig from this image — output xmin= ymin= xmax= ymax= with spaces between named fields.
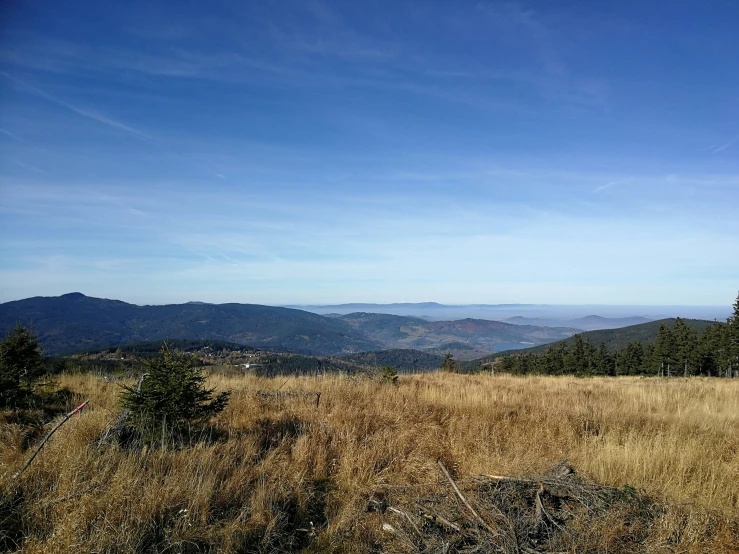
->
xmin=12 ymin=400 xmax=90 ymax=480
xmin=438 ymin=460 xmax=498 ymax=537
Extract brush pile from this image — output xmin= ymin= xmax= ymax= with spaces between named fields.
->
xmin=367 ymin=460 xmax=658 ymax=554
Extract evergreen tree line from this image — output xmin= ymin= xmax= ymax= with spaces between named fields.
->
xmin=496 ymin=295 xmax=739 ymax=378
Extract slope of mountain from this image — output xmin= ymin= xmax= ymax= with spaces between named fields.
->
xmin=488 ymin=318 xmax=715 ymax=358
xmin=338 ymin=312 xmax=579 ymax=359
xmin=506 ymin=315 xmax=652 ymax=330
xmin=0 ymin=293 xmax=381 ymax=355
xmin=64 ymin=338 xmax=444 ymax=375
xmin=339 ymin=349 xmax=444 ymax=372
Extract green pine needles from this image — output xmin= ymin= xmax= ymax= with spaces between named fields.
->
xmin=121 ymin=343 xmax=230 ymax=437
xmin=441 ymin=352 xmax=458 ymax=373
xmin=0 ymin=324 xmax=46 ymax=407
xmin=381 ymin=365 xmax=398 ymax=385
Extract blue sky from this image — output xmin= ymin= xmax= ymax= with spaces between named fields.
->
xmin=1 ymin=0 xmax=737 ymax=306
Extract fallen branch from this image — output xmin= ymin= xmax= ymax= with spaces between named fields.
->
xmin=438 ymin=460 xmax=498 ymax=536
xmin=13 ymin=400 xmax=89 ymax=480
xmin=415 ymin=503 xmax=462 ymax=533
xmin=535 ymin=483 xmax=568 ymax=535
xmin=479 ymin=473 xmax=535 ymax=483
xmin=535 ymin=483 xmax=545 ymax=530
xmin=381 ymin=522 xmax=418 ymax=550
xmin=377 ymin=481 xmax=458 ymax=491
xmin=388 ymin=506 xmax=424 ymax=541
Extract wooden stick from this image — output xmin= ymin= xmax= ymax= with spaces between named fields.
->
xmin=438 ymin=460 xmax=498 ymax=536
xmin=387 ymin=506 xmax=424 ymax=540
xmin=415 ymin=503 xmax=462 ymax=532
xmin=479 ymin=473 xmax=535 ymax=483
xmin=534 ymin=483 xmax=545 ymax=529
xmin=13 ymin=400 xmax=89 ymax=480
xmin=535 ymin=483 xmax=567 ymax=534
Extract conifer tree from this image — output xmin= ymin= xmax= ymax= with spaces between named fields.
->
xmin=0 ymin=324 xmax=46 ymax=406
xmin=619 ymin=342 xmax=644 ymax=375
xmin=121 ymin=343 xmax=230 ymax=437
xmin=440 ymin=352 xmax=458 ymax=373
xmin=673 ymin=317 xmax=697 ymax=377
xmin=381 ymin=365 xmax=398 ymax=385
xmin=564 ymin=335 xmax=588 ymax=375
xmin=541 ymin=343 xmax=565 ymax=375
xmin=653 ymin=323 xmax=675 ymax=376
xmin=595 ymin=342 xmax=615 ymax=376
xmin=727 ymin=292 xmax=739 ymax=377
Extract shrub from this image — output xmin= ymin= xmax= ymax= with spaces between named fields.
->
xmin=120 ymin=343 xmax=230 ymax=441
xmin=381 ymin=365 xmax=398 ymax=385
xmin=0 ymin=324 xmax=46 ymax=407
xmin=440 ymin=352 xmax=458 ymax=373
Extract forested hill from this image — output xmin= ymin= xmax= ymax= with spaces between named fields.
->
xmin=478 ymin=311 xmax=737 ymax=378
xmin=336 ymin=312 xmax=578 ymax=359
xmin=339 ymin=349 xmax=444 ymax=372
xmin=487 ymin=318 xmax=714 ymax=358
xmin=1 ymin=294 xmax=585 ymax=358
xmin=0 ymin=293 xmax=380 ymax=355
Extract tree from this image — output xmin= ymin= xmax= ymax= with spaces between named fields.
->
xmin=381 ymin=365 xmax=398 ymax=385
xmin=564 ymin=335 xmax=589 ymax=375
xmin=121 ymin=343 xmax=230 ymax=438
xmin=619 ymin=342 xmax=644 ymax=375
xmin=653 ymin=323 xmax=675 ymax=376
xmin=441 ymin=352 xmax=458 ymax=373
xmin=541 ymin=343 xmax=565 ymax=375
xmin=672 ymin=317 xmax=697 ymax=377
xmin=727 ymin=292 xmax=739 ymax=377
xmin=594 ymin=342 xmax=615 ymax=376
xmin=0 ymin=324 xmax=46 ymax=406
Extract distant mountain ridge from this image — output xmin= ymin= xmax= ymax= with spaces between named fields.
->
xmin=3 ymin=294 xmax=582 ymax=357
xmin=506 ymin=315 xmax=652 ymax=331
xmin=0 ymin=293 xmax=379 ymax=355
xmin=292 ymin=302 xmax=729 ymax=323
xmin=335 ymin=312 xmax=578 ymax=359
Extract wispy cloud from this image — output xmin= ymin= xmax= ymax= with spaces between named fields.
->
xmin=709 ymin=135 xmax=738 ymax=154
xmin=476 ymin=1 xmax=608 ymax=106
xmin=0 ymin=128 xmax=25 ymax=141
xmin=9 ymin=159 xmax=46 ymax=173
xmin=0 ymin=71 xmax=153 ymax=142
xmin=593 ymin=179 xmax=632 ymax=193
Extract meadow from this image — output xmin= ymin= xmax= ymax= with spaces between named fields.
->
xmin=1 ymin=372 xmax=738 ymax=553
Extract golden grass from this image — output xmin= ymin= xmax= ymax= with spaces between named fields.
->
xmin=1 ymin=372 xmax=738 ymax=553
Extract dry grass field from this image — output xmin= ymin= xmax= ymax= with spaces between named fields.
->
xmin=1 ymin=372 xmax=738 ymax=553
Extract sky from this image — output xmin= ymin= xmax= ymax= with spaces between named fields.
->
xmin=1 ymin=0 xmax=738 ymax=306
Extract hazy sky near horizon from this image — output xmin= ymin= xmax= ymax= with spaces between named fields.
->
xmin=1 ymin=0 xmax=738 ymax=306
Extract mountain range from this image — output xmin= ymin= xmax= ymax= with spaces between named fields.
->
xmin=2 ymin=293 xmax=578 ymax=357
xmin=334 ymin=312 xmax=577 ymax=359
xmin=505 ymin=315 xmax=653 ymax=331
xmin=0 ymin=293 xmax=377 ymax=355
xmin=289 ymin=302 xmax=730 ymax=325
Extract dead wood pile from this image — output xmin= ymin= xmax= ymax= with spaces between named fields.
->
xmin=367 ymin=460 xmax=657 ymax=554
